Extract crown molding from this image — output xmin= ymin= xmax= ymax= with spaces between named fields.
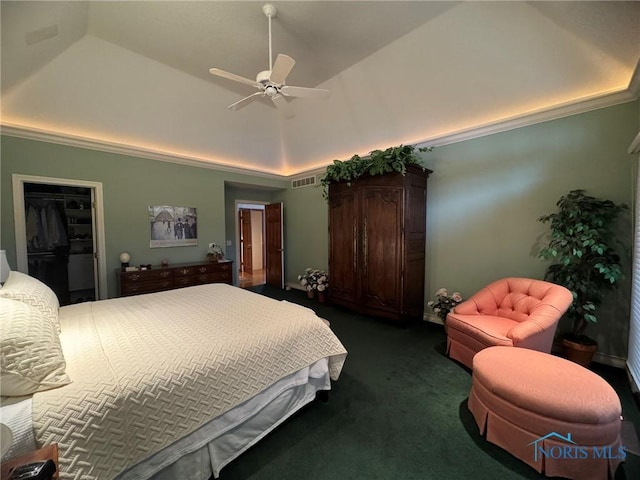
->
xmin=412 ymin=87 xmax=639 ymax=151
xmin=2 ymin=82 xmax=639 ymax=180
xmin=0 ymin=123 xmax=288 ymax=181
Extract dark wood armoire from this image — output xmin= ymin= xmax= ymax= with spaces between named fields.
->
xmin=328 ymin=165 xmax=431 ymax=322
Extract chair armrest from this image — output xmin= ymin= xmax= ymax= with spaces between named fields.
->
xmin=508 ymin=321 xmax=544 ymax=344
xmin=452 ymin=298 xmax=480 ymax=315
xmin=507 ymin=304 xmax=564 ymax=351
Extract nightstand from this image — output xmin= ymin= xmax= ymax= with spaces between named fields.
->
xmin=1 ymin=444 xmax=58 ymax=480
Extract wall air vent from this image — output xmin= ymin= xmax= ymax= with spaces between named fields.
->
xmin=291 ymin=175 xmax=317 ymax=189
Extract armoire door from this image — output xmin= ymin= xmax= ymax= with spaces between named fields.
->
xmin=328 ymin=186 xmax=358 ymax=306
xmin=360 ymin=186 xmax=403 ymax=314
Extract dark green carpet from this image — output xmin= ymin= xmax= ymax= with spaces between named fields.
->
xmin=217 ymin=286 xmax=640 ymax=480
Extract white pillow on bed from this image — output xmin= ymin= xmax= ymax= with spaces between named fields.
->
xmin=0 ymin=271 xmax=60 ymax=332
xmin=0 ymin=297 xmax=71 ymax=396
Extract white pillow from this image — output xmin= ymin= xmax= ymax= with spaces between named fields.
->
xmin=0 ymin=271 xmax=60 ymax=332
xmin=0 ymin=297 xmax=71 ymax=396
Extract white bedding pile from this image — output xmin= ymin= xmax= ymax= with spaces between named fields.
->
xmin=31 ymin=284 xmax=347 ymax=479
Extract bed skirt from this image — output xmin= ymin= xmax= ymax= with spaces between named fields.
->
xmin=117 ymin=358 xmax=331 ymax=480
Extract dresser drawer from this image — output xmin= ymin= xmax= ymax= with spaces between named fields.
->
xmin=192 ymin=273 xmax=213 ymax=285
xmin=118 ymin=261 xmax=234 ymax=296
xmin=122 ymin=269 xmax=172 ymax=283
xmin=174 ymin=266 xmax=196 ymax=277
xmin=210 ymin=271 xmax=232 ymax=284
xmin=216 ymin=262 xmax=232 ymax=272
xmin=121 ymin=279 xmax=173 ymax=296
xmin=174 ymin=276 xmax=196 ymax=288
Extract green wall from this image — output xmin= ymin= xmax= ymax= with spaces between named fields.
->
xmin=272 ymin=183 xmax=328 ymax=287
xmin=274 ymin=100 xmax=638 ymax=358
xmin=418 ymin=101 xmax=637 ymax=358
xmin=1 ymin=99 xmax=638 ymax=358
xmin=0 ymin=137 xmax=286 ymax=298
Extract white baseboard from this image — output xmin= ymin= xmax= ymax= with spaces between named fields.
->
xmin=424 ymin=312 xmax=443 ymax=325
xmin=286 ymin=282 xmax=306 ymax=292
xmin=593 ymin=352 xmax=627 ymax=369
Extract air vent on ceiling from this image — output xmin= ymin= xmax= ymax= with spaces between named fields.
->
xmin=291 ymin=175 xmax=317 ymax=189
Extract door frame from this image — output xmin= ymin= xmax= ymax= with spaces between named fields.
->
xmin=12 ymin=174 xmax=108 ymax=300
xmin=234 ymin=200 xmax=268 ymax=279
xmin=239 ymin=208 xmax=254 ymax=274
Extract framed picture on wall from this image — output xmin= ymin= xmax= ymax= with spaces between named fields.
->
xmin=149 ymin=205 xmax=197 ymax=248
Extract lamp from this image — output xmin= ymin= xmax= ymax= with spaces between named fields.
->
xmin=119 ymin=252 xmax=130 ymax=272
xmin=0 ymin=250 xmax=11 ymax=284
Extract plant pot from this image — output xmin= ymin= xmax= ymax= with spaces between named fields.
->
xmin=307 ymin=290 xmax=315 ymax=299
xmin=318 ymin=291 xmax=326 ymax=303
xmin=561 ymin=337 xmax=598 ymax=368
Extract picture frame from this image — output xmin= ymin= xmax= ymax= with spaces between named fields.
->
xmin=149 ymin=205 xmax=197 ymax=248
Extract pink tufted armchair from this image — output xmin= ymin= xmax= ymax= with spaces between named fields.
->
xmin=446 ymin=277 xmax=573 ymax=369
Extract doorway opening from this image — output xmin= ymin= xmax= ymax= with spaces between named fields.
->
xmin=23 ymin=183 xmax=96 ymax=304
xmin=12 ymin=174 xmax=108 ymax=303
xmin=238 ymin=203 xmax=266 ymax=288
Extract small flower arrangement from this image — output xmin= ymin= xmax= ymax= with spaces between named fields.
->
xmin=427 ymin=288 xmax=463 ymax=322
xmin=207 ymin=242 xmax=224 ymax=261
xmin=298 ymin=268 xmax=329 ymax=291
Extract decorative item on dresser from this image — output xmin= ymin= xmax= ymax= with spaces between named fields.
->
xmin=328 ymin=164 xmax=431 ymax=322
xmin=119 ymin=252 xmax=130 ymax=271
xmin=118 ymin=260 xmax=233 ymax=296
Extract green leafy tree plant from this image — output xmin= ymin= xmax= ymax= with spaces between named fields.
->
xmin=537 ymin=189 xmax=628 ymax=344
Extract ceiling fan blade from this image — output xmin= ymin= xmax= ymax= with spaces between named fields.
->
xmin=280 ymin=86 xmax=330 ymax=99
xmin=269 ymin=54 xmax=295 ymax=85
xmin=228 ymin=92 xmax=263 ymax=111
xmin=271 ymin=94 xmax=295 ymax=119
xmin=209 ymin=68 xmax=259 ymax=88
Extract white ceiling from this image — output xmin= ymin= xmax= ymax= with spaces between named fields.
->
xmin=2 ymin=1 xmax=639 ymax=177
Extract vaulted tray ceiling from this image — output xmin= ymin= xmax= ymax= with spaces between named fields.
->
xmin=2 ymin=1 xmax=639 ymax=176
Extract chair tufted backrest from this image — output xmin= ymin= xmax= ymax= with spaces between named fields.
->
xmin=457 ymin=277 xmax=573 ymax=323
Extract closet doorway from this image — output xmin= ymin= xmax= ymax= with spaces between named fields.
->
xmin=12 ymin=175 xmax=108 ymax=304
xmin=237 ymin=203 xmax=266 ymax=288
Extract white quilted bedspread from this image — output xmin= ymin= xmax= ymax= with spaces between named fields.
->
xmin=32 ymin=284 xmax=347 ymax=480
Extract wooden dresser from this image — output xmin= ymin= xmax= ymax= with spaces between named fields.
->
xmin=118 ymin=260 xmax=233 ymax=297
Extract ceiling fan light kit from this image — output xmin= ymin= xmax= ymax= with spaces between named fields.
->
xmin=208 ymin=3 xmax=330 ymax=119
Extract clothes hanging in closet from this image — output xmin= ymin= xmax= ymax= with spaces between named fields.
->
xmin=26 ymin=200 xmax=68 ymax=252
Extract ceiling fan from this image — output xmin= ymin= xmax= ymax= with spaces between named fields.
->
xmin=208 ymin=3 xmax=330 ymax=119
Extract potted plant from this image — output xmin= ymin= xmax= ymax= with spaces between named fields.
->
xmin=427 ymin=288 xmax=463 ymax=331
xmin=319 ymin=144 xmax=432 ymax=199
xmin=537 ymin=189 xmax=628 ymax=367
xmin=207 ymin=243 xmax=224 ymax=262
xmin=298 ymin=268 xmax=329 ymax=301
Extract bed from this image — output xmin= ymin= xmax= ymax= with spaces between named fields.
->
xmin=0 ymin=271 xmax=347 ymax=479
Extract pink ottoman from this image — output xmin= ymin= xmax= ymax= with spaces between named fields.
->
xmin=468 ymin=346 xmax=624 ymax=480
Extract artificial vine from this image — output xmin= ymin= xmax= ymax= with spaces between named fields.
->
xmin=319 ymin=144 xmax=431 ymax=199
